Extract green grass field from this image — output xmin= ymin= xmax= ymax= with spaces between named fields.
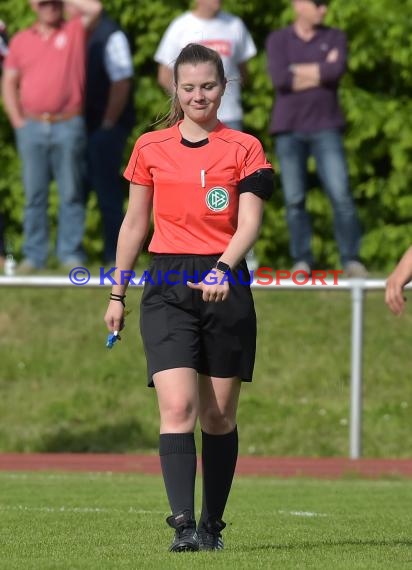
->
xmin=1 ymin=471 xmax=411 ymax=569
xmin=1 ymin=278 xmax=412 ymax=456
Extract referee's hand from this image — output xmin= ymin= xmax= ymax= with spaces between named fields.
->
xmin=187 ymin=271 xmax=230 ymax=302
xmin=104 ymin=301 xmax=125 ymax=332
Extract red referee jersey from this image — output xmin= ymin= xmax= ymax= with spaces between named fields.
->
xmin=124 ymin=121 xmax=272 ymax=254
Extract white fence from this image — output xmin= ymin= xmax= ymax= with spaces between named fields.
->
xmin=0 ymin=274 xmax=402 ymax=459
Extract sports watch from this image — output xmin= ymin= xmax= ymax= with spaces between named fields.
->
xmin=214 ymin=261 xmax=231 ymax=275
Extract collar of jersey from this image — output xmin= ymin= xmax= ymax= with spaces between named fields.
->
xmin=175 ymin=120 xmax=225 ymax=145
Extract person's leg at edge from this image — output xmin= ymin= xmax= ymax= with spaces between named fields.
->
xmin=51 ymin=116 xmax=87 ymax=267
xmin=197 ymin=375 xmax=241 ymax=550
xmin=15 ymin=120 xmax=51 ymax=269
xmin=87 ymin=125 xmax=127 ymax=264
xmin=154 ymin=367 xmax=200 ymax=552
xmin=276 ymin=133 xmax=314 ymax=270
xmin=311 ymin=130 xmax=364 ymax=272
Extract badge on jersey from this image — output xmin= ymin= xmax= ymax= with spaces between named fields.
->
xmin=205 ymin=187 xmax=229 ymax=212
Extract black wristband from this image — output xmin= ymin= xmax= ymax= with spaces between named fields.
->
xmin=214 ymin=261 xmax=231 ymax=275
xmin=109 ymin=293 xmax=126 ymax=307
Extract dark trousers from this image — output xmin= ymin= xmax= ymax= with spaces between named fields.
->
xmin=87 ymin=124 xmax=130 ymax=263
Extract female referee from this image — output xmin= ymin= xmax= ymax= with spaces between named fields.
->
xmin=104 ymin=43 xmax=274 ymax=553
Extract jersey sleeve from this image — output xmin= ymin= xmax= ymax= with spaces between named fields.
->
xmin=123 ymin=139 xmax=153 ymax=186
xmin=240 ymin=136 xmax=272 ymax=180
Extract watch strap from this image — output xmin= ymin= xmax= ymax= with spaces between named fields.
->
xmin=214 ymin=261 xmax=231 ymax=274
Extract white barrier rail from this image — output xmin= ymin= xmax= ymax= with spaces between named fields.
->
xmin=0 ymin=275 xmax=404 ymax=459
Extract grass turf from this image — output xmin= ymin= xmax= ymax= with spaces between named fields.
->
xmin=0 ymin=471 xmax=411 ymax=569
xmin=0 ymin=282 xmax=412 ymax=456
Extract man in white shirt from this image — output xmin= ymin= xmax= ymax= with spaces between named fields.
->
xmin=154 ymin=0 xmax=256 ymax=132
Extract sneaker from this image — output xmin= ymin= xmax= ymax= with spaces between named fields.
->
xmin=291 ymin=261 xmax=311 ymax=276
xmin=60 ymin=258 xmax=86 ymax=270
xmin=345 ymin=261 xmax=368 ymax=278
xmin=198 ymin=518 xmax=226 ymax=551
xmin=166 ymin=510 xmax=199 ymax=552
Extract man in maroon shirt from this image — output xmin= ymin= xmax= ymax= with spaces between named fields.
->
xmin=266 ymin=0 xmax=367 ymax=277
xmin=2 ymin=0 xmax=102 ymax=272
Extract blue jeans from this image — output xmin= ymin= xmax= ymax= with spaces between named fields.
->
xmin=275 ymin=129 xmax=362 ymax=267
xmin=87 ymin=125 xmax=129 ymax=262
xmin=16 ymin=117 xmax=87 ymax=267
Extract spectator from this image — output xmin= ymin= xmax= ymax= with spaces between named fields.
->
xmin=1 ymin=0 xmax=102 ymax=273
xmin=154 ymin=0 xmax=259 ymax=269
xmin=154 ymin=0 xmax=256 ymax=131
xmin=266 ymin=0 xmax=368 ymax=277
xmin=84 ymin=9 xmax=135 ymax=265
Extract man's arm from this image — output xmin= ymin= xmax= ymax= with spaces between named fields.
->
xmin=64 ymin=0 xmax=102 ymax=29
xmin=157 ymin=64 xmax=173 ymax=95
xmin=386 ymin=246 xmax=412 ymax=315
xmin=238 ymin=62 xmax=248 ymax=86
xmin=290 ymin=47 xmax=341 ymax=91
xmin=266 ymin=31 xmax=294 ymax=93
xmin=101 ymin=78 xmax=132 ymax=128
xmin=1 ymin=67 xmax=24 ymax=128
xmin=101 ymin=30 xmax=134 ymax=128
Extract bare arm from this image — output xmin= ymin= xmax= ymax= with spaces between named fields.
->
xmin=101 ymin=78 xmax=132 ymax=128
xmin=292 ymin=70 xmax=320 ymax=91
xmin=219 ymin=192 xmax=264 ymax=270
xmin=291 ymin=48 xmax=340 ymax=91
xmin=104 ymin=183 xmax=153 ymax=331
xmin=238 ymin=62 xmax=248 ymax=85
xmin=64 ymin=0 xmax=102 ymax=29
xmin=157 ymin=64 xmax=173 ymax=95
xmin=385 ymin=246 xmax=412 ymax=315
xmin=1 ymin=67 xmax=24 ymax=128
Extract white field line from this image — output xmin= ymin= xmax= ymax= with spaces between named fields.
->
xmin=278 ymin=510 xmax=328 ymax=517
xmin=0 ymin=503 xmax=328 ymax=518
xmin=0 ymin=505 xmax=164 ymax=514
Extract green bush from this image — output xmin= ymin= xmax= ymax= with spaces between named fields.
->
xmin=1 ymin=0 xmax=411 ymax=269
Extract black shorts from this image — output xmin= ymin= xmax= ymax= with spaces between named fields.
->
xmin=140 ymin=254 xmax=257 ymax=387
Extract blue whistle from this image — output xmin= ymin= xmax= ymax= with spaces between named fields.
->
xmin=106 ymin=331 xmax=121 ymax=349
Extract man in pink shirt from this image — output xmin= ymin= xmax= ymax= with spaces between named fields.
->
xmin=2 ymin=0 xmax=102 ymax=272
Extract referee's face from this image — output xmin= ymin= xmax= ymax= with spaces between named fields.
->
xmin=176 ymin=62 xmax=225 ymax=125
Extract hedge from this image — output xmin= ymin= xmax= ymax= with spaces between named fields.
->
xmin=1 ymin=0 xmax=411 ymax=270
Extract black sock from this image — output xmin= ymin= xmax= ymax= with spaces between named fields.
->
xmin=199 ymin=426 xmax=238 ymax=525
xmin=159 ymin=433 xmax=197 ymax=516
